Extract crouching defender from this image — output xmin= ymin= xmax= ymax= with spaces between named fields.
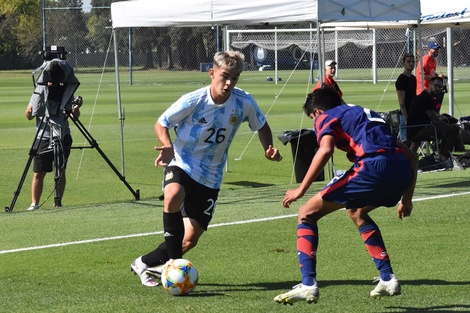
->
xmin=274 ymin=86 xmax=417 ymax=305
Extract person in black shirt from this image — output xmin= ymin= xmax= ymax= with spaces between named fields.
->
xmin=407 ymin=76 xmax=459 ymax=162
xmin=395 ymin=53 xmax=416 ymax=143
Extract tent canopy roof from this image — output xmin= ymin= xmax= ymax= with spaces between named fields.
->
xmin=111 ymin=0 xmax=421 ymax=28
xmin=322 ymin=0 xmax=470 ymax=28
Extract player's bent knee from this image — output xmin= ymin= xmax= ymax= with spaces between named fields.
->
xmin=182 ymin=239 xmax=198 ymax=253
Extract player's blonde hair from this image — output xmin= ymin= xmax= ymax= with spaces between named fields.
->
xmin=213 ymin=51 xmax=245 ymax=72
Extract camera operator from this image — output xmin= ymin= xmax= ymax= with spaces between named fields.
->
xmin=25 ymin=60 xmax=82 ymax=211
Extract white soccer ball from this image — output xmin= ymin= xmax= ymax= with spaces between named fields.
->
xmin=161 ymin=258 xmax=198 ymax=296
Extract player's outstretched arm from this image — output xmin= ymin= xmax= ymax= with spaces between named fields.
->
xmin=282 ymin=135 xmax=334 ymax=208
xmin=396 ymin=139 xmax=418 ymax=220
xmin=257 ymin=123 xmax=282 ymax=162
xmin=154 ymin=121 xmax=174 ymax=167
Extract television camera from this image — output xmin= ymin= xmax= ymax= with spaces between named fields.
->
xmin=41 ymin=45 xmax=67 ymax=61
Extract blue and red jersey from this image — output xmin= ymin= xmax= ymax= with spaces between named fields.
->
xmin=314 ymin=104 xmax=413 ymax=208
xmin=314 ymin=104 xmax=399 ymax=162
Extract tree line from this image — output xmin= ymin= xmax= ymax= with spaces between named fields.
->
xmin=0 ymin=0 xmax=219 ymax=70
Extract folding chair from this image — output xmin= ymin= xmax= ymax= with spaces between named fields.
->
xmin=388 ymin=110 xmax=401 ymax=138
xmin=390 ymin=111 xmax=464 ymax=170
xmin=404 ymin=123 xmax=440 ymax=157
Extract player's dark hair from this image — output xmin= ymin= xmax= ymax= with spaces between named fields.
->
xmin=303 ymin=86 xmax=342 ymax=116
xmin=402 ymin=52 xmax=415 ymax=63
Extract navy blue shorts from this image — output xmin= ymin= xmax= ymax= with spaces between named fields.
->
xmin=163 ymin=166 xmax=219 ymax=230
xmin=321 ymin=152 xmax=414 ymax=209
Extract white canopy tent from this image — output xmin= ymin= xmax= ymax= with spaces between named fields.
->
xmin=322 ymin=1 xmax=470 ymax=28
xmin=322 ymin=0 xmax=470 ymax=116
xmin=110 ymin=0 xmax=421 ymax=171
xmin=111 ymin=0 xmax=421 ymax=28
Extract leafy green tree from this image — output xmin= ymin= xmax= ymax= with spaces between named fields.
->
xmin=85 ymin=0 xmax=113 ymax=52
xmin=83 ymin=0 xmax=217 ymax=70
xmin=157 ymin=29 xmax=173 ymax=69
xmin=45 ymin=0 xmax=87 ymax=55
xmin=171 ymin=27 xmax=217 ymax=70
xmin=85 ymin=12 xmax=112 ymax=52
xmin=0 ymin=14 xmax=18 ymax=54
xmin=0 ymin=0 xmax=42 ymax=59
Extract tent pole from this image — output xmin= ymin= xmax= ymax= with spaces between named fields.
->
xmin=309 ymin=23 xmax=314 ymax=83
xmin=224 ymin=25 xmax=229 ymax=51
xmin=113 ymin=29 xmax=126 ymax=175
xmin=417 ymin=22 xmax=424 ymax=93
xmin=372 ymin=29 xmax=377 ymax=84
xmin=317 ymin=23 xmax=323 ymax=85
xmin=334 ymin=29 xmax=338 ymax=78
xmin=216 ymin=26 xmax=221 ymax=52
xmin=446 ymin=28 xmax=454 ymax=116
xmin=274 ymin=27 xmax=278 ymax=84
xmin=129 ymin=27 xmax=133 ymax=86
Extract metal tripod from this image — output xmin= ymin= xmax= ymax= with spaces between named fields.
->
xmin=5 ymin=113 xmax=140 ymax=213
xmin=67 ymin=111 xmax=140 ymax=201
xmin=5 ymin=116 xmax=64 ymax=212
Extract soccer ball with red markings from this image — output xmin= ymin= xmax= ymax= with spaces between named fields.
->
xmin=161 ymin=259 xmax=198 ymax=296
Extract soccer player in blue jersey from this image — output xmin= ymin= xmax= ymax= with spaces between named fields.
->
xmin=274 ymin=86 xmax=418 ymax=304
xmin=131 ymin=51 xmax=283 ymax=287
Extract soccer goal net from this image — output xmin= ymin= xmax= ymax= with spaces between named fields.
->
xmin=227 ymin=25 xmax=454 ymax=84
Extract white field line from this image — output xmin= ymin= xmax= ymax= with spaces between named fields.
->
xmin=2 ymin=191 xmax=470 ymax=255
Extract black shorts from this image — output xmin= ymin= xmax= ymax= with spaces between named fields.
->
xmin=33 ymin=134 xmax=73 ymax=173
xmin=163 ymin=166 xmax=219 ymax=230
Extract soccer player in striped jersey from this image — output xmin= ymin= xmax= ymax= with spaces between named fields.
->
xmin=274 ymin=86 xmax=417 ymax=304
xmin=131 ymin=51 xmax=282 ymax=287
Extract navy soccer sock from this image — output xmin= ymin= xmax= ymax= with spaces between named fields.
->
xmin=297 ymin=222 xmax=318 ymax=286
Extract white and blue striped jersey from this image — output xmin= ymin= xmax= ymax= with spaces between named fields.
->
xmin=158 ymin=86 xmax=266 ymax=189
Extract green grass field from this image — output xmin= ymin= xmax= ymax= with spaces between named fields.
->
xmin=1 ymin=68 xmax=470 ymax=312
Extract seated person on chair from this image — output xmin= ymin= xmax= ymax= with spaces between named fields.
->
xmin=407 ymin=76 xmax=460 ymax=162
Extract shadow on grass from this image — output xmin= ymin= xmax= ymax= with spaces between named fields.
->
xmin=197 ymin=279 xmax=470 ymax=291
xmin=384 ymin=305 xmax=470 ymax=313
xmin=416 ymin=177 xmax=470 ymax=198
xmin=193 ymin=280 xmax=470 ymax=311
xmin=4 ymin=200 xmax=163 ymax=215
xmin=433 ymin=180 xmax=470 ymax=189
xmin=224 ymin=181 xmax=275 ymax=188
